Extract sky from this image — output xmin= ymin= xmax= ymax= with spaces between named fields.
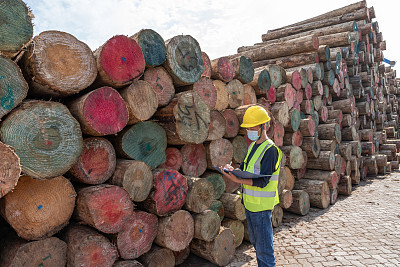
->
xmin=24 ymin=0 xmax=400 ymax=71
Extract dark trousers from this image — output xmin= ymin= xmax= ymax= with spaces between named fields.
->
xmin=245 ymin=208 xmax=276 ymax=267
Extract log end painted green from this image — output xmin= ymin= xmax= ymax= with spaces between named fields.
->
xmin=257 ymin=69 xmax=271 ymax=93
xmin=165 ymin=35 xmax=204 ymax=85
xmin=134 ymin=29 xmax=166 ymax=67
xmin=0 ymin=0 xmax=33 ymax=54
xmin=203 ymin=173 xmax=226 ymax=200
xmin=0 ymin=101 xmax=83 ymax=179
xmin=120 ymin=121 xmax=167 ymax=169
xmin=238 ymin=56 xmax=254 ymax=84
xmin=290 ymin=108 xmax=301 ymax=132
xmin=0 ymin=55 xmax=28 ymax=119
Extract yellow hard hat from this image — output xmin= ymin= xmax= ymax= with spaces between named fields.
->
xmin=240 ymin=106 xmax=270 ymax=128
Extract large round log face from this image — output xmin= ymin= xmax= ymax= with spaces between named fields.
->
xmin=118 ymin=121 xmax=167 ymax=169
xmin=0 ymin=141 xmax=21 ymax=198
xmin=164 ymin=35 xmax=204 ymax=86
xmin=173 ymin=92 xmax=211 ymax=144
xmin=143 ymin=66 xmax=175 ymax=107
xmin=22 ymin=31 xmax=97 ymax=96
xmin=131 ymin=29 xmax=166 ymax=67
xmin=76 ymin=185 xmax=134 ymax=234
xmin=180 ymin=144 xmax=207 ymax=177
xmin=69 ymin=86 xmax=129 ymax=136
xmin=0 ymin=175 xmax=76 ymax=240
xmin=69 ymin=137 xmax=116 ymax=185
xmin=0 ymin=101 xmax=83 ymax=179
xmin=159 ymin=147 xmax=182 ymax=171
xmin=96 ymin=35 xmax=145 ymax=87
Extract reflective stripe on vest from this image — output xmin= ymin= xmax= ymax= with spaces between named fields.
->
xmin=241 ymin=139 xmax=283 ymax=212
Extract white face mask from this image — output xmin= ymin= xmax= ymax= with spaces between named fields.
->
xmin=246 ymin=128 xmax=261 ymax=141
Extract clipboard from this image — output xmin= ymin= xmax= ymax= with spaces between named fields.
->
xmin=213 ymin=166 xmax=270 ymax=179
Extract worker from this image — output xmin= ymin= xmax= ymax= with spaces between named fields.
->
xmin=220 ymin=105 xmax=282 ymax=267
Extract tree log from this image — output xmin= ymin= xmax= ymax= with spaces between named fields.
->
xmin=210 ymin=200 xmax=225 ymax=222
xmin=202 ymin=172 xmax=226 ymax=200
xmin=319 ymin=139 xmax=337 ymax=152
xmin=0 ymin=175 xmax=76 ymax=240
xmin=279 ymin=189 xmax=293 ymax=209
xmin=173 ymin=246 xmax=191 ymax=266
xmin=110 ymin=159 xmax=153 ymax=202
xmin=303 ymin=170 xmax=338 ymax=189
xmin=338 ymin=175 xmax=352 ymax=196
xmin=280 ymin=146 xmax=305 ymax=169
xmin=94 ymin=35 xmax=145 ymax=88
xmin=69 ymin=137 xmax=116 ymax=185
xmin=138 ymin=245 xmax=175 ymax=267
xmin=143 ymin=66 xmax=175 ymax=107
xmin=184 ymin=177 xmax=214 ymax=213
xmin=210 ymin=57 xmax=234 ymax=83
xmin=249 ymin=68 xmax=271 ymax=96
xmin=271 ymin=205 xmax=283 ymax=228
xmin=243 ymin=84 xmax=257 ymax=105
xmin=163 ymin=35 xmax=204 ymax=86
xmin=22 ymin=31 xmax=97 ymax=96
xmin=222 ymin=109 xmax=240 ymax=138
xmin=0 ymin=235 xmax=67 ymax=267
xmin=222 ymin=219 xmax=244 ymax=248
xmin=232 ymin=135 xmax=248 ymax=164
xmin=230 ymin=55 xmax=254 ymax=84
xmin=193 ymin=210 xmax=221 ymax=242
xmin=69 ymin=86 xmax=129 ymax=136
xmin=0 ymin=55 xmax=28 ymax=118
xmin=285 ymin=189 xmax=310 ymax=216
xmin=64 ymin=225 xmax=118 ymax=267
xmin=131 ymin=29 xmax=166 ymax=67
xmin=317 ymin=123 xmax=342 ymax=143
xmin=301 ymin=137 xmax=320 ymax=158
xmin=206 ymin=138 xmax=234 ymax=169
xmin=0 ymin=101 xmax=83 ymax=179
xmin=341 ymin=126 xmax=358 ymax=141
xmin=179 ymin=77 xmax=218 ymax=110
xmin=226 ymin=79 xmax=245 ymax=109
xmin=271 ymin=101 xmax=290 ymax=127
xmin=219 ymin=193 xmax=246 ymax=221
xmin=0 ymin=141 xmax=21 ymax=198
xmin=155 ymin=210 xmax=194 ymax=251
xmin=75 ymin=184 xmax=133 ymax=234
xmin=159 ymin=147 xmax=182 ymax=170
xmin=190 ymin=227 xmax=235 ymax=266
xmin=113 ymin=121 xmax=167 ymax=169
xmin=207 ymin=111 xmax=227 ymax=142
xmin=306 ymin=151 xmax=335 ymax=170
xmin=201 ymin=52 xmax=212 ymax=78
xmin=114 ymin=260 xmax=144 ymax=267
xmin=293 ymin=179 xmax=330 ymax=209
xmin=140 ymin=169 xmax=188 ymax=216
xmin=330 ymin=188 xmax=338 ymax=205
xmin=114 ymin=211 xmax=158 ymax=259
xmin=180 ymin=144 xmax=207 ymax=177
xmin=251 ymin=52 xmax=320 ymax=69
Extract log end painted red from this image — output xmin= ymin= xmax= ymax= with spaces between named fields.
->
xmin=193 ymin=77 xmax=217 ymax=110
xmin=83 ymin=87 xmax=129 ymax=135
xmin=218 ymin=57 xmax=234 ymax=82
xmin=159 ymin=147 xmax=182 ymax=171
xmin=273 ymin=122 xmax=284 ymax=147
xmin=153 ymin=169 xmax=188 ymax=216
xmin=223 ymin=109 xmax=240 ymax=138
xmin=285 ymin=84 xmax=295 ymax=109
xmin=180 ymin=144 xmax=207 ymax=177
xmin=307 ymin=115 xmax=316 ymax=136
xmin=267 ymin=86 xmax=276 ymax=104
xmin=292 ymin=131 xmax=303 ymax=147
xmin=84 ymin=185 xmax=134 ymax=233
xmin=305 ymin=83 xmax=312 ymax=100
xmin=70 ymin=137 xmax=116 ymax=185
xmin=320 ymin=106 xmax=329 ymax=122
xmin=117 ymin=211 xmax=158 ymax=259
xmin=100 ymin=35 xmax=145 ymax=84
xmin=201 ymin=52 xmax=212 ymax=78
xmin=291 ymin=71 xmax=301 ymax=90
xmin=296 ymin=89 xmax=304 ymax=104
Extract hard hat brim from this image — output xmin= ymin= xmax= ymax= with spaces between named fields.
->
xmin=240 ymin=117 xmax=270 ymax=128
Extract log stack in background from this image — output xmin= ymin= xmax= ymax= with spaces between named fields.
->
xmin=0 ymin=0 xmax=399 ymax=266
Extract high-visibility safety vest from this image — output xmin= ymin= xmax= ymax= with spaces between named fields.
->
xmin=240 ymin=139 xmax=283 ymax=212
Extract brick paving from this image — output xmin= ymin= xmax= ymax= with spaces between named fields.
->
xmin=228 ymin=172 xmax=400 ymax=267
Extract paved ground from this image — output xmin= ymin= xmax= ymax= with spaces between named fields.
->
xmin=228 ymin=172 xmax=400 ymax=267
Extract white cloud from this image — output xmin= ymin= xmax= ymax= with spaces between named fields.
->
xmin=24 ymin=0 xmax=400 ymax=71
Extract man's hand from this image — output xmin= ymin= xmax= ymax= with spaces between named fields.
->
xmin=219 ymin=167 xmax=253 ymax=186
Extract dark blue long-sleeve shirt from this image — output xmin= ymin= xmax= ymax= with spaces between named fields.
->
xmin=240 ymin=143 xmax=279 ymax=188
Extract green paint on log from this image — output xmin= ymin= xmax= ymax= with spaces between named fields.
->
xmin=291 ymin=109 xmax=301 ymax=132
xmin=0 ymin=101 xmax=83 ymax=179
xmin=204 ymin=173 xmax=226 ymax=200
xmin=120 ymin=121 xmax=167 ymax=169
xmin=0 ymin=0 xmax=33 ymax=54
xmin=0 ymin=56 xmax=28 ymax=118
xmin=135 ymin=29 xmax=166 ymax=67
xmin=257 ymin=69 xmax=271 ymax=93
xmin=268 ymin=65 xmax=284 ymax=88
xmin=238 ymin=56 xmax=254 ymax=84
xmin=328 ymin=69 xmax=335 ymax=86
xmin=166 ymin=35 xmax=204 ymax=84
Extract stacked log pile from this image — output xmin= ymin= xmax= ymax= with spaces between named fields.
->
xmin=234 ymin=0 xmax=400 ymax=230
xmin=0 ymin=0 xmax=399 ymax=266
